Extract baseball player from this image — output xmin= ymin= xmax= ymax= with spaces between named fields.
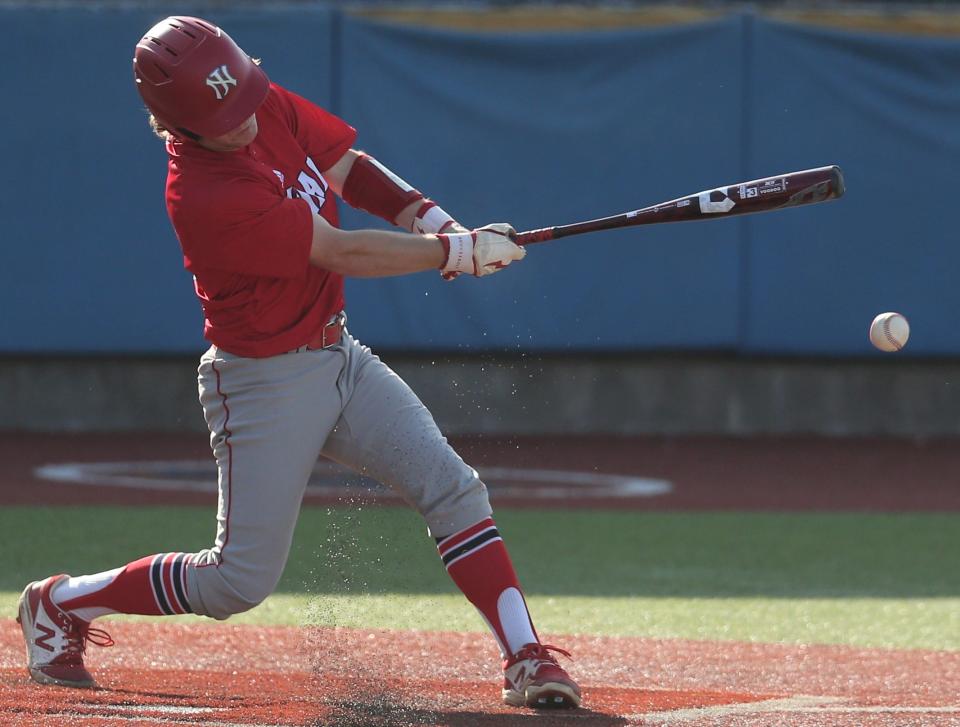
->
xmin=16 ymin=16 xmax=581 ymax=710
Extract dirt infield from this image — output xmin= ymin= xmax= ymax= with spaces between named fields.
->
xmin=2 ymin=432 xmax=959 ymax=725
xmin=2 ymin=623 xmax=959 ymax=726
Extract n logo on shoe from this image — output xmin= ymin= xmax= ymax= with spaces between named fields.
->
xmin=507 ymin=664 xmax=529 ymax=689
xmin=34 ymin=623 xmax=56 ymax=652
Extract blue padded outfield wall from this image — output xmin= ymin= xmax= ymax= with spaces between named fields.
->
xmin=1 ymin=8 xmax=958 ymax=355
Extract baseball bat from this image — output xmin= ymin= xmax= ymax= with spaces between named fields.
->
xmin=515 ymin=165 xmax=845 ymax=246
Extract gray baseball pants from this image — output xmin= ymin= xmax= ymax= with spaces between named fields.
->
xmin=187 ymin=327 xmax=492 ymax=620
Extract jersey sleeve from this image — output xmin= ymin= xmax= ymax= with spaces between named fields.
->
xmin=271 ymin=84 xmax=358 ymax=172
xmin=170 ymin=171 xmax=314 ymax=279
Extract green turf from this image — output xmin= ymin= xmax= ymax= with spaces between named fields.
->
xmin=1 ymin=506 xmax=957 ymax=650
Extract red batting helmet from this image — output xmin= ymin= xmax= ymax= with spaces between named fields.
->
xmin=133 ymin=16 xmax=269 ymax=140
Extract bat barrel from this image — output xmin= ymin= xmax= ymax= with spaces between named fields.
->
xmin=768 ymin=164 xmax=845 ymax=208
xmin=515 ymin=164 xmax=845 ymax=246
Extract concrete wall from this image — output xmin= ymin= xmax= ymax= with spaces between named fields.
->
xmin=2 ymin=356 xmax=957 ymax=436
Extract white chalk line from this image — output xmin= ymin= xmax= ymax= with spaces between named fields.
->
xmin=100 ymin=704 xmax=218 ymax=715
xmin=34 ymin=460 xmax=673 ymax=499
xmin=629 ymin=695 xmax=960 ymax=723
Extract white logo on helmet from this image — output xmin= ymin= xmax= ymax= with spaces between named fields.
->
xmin=206 ymin=65 xmax=237 ymax=100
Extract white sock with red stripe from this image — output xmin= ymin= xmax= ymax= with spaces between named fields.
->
xmin=436 ymin=517 xmax=538 ymax=658
xmin=52 ymin=553 xmax=195 ymax=621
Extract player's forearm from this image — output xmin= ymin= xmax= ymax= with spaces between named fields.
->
xmin=309 ymin=222 xmax=444 ymax=278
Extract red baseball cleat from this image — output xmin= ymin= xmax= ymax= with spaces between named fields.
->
xmin=502 ymin=642 xmax=581 ymax=709
xmin=16 ymin=575 xmax=114 ymax=688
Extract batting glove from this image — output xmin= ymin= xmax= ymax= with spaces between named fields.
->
xmin=439 ymin=224 xmax=525 ymax=277
xmin=434 ymin=219 xmax=470 ymax=281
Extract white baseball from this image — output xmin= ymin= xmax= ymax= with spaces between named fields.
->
xmin=869 ymin=312 xmax=910 ymax=352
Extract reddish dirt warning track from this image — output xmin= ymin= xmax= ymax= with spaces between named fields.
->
xmin=2 ymin=623 xmax=959 ymax=726
xmin=3 ymin=432 xmax=960 ymax=511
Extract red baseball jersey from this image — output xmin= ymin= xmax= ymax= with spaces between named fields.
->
xmin=165 ymin=83 xmax=357 ymax=357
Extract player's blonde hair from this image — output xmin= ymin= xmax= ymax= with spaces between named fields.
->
xmin=148 ymin=114 xmax=172 ymax=141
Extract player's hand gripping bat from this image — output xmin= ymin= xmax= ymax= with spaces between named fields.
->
xmin=515 ymin=165 xmax=845 ymax=246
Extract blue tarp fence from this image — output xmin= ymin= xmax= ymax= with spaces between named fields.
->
xmin=2 ymin=8 xmax=958 ymax=355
